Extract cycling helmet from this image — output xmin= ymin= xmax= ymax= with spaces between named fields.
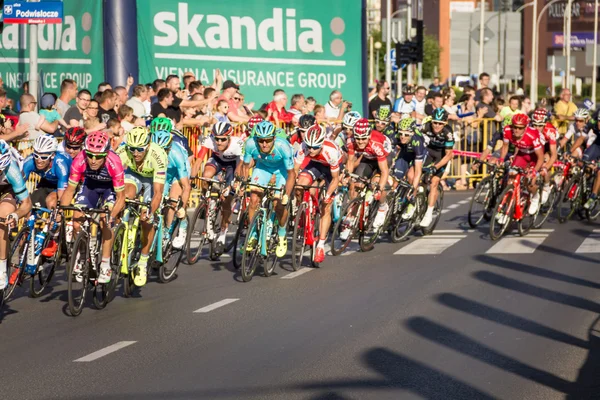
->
xmin=33 ymin=134 xmax=58 ymax=154
xmin=0 ymin=140 xmax=13 ymax=170
xmin=152 ymin=129 xmax=173 ymax=149
xmin=304 ymin=124 xmax=327 ymax=148
xmin=531 ymin=108 xmax=548 ymax=126
xmin=247 ymin=115 xmax=264 ymax=132
xmin=254 ymin=121 xmax=276 ymax=139
xmin=398 ymin=117 xmax=417 ymax=132
xmin=212 ymin=121 xmax=234 ymax=137
xmin=402 ymin=85 xmax=415 ymax=95
xmin=299 ymin=114 xmax=316 ymax=131
xmin=64 ymin=127 xmax=86 ymax=147
xmin=431 ymin=108 xmax=449 ymax=123
xmin=126 ymin=126 xmax=151 ymax=147
xmin=353 ymin=118 xmax=372 ymax=139
xmin=342 ymin=111 xmax=361 ymax=128
xmin=84 ymin=131 xmax=111 ymax=153
xmin=511 ymin=113 xmax=530 ymax=127
xmin=574 ymin=108 xmax=590 ymax=120
xmin=376 ymin=106 xmax=391 ymax=122
xmin=150 ymin=117 xmax=173 ymax=134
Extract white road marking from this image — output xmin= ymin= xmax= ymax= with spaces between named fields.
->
xmin=441 ymin=209 xmax=450 ymax=214
xmin=395 ymin=236 xmax=467 ymax=255
xmin=458 ymin=199 xmax=470 ymax=205
xmin=281 ymin=268 xmax=315 ymax=279
xmin=486 ymin=236 xmax=548 ymax=254
xmin=447 ymin=204 xmax=459 ymax=209
xmin=435 ymin=229 xmax=476 ymax=233
xmin=194 ymin=298 xmax=240 ymax=313
xmin=424 ymin=234 xmax=470 ymax=239
xmin=74 ymin=341 xmax=137 ymax=362
xmin=532 ymin=229 xmax=555 ymax=233
xmin=593 ymin=229 xmax=600 ymax=233
xmin=575 ymin=233 xmax=600 ymax=253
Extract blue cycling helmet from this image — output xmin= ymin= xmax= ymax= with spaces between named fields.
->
xmin=432 ymin=107 xmax=449 ymax=123
xmin=254 ymin=121 xmax=276 ymax=139
xmin=152 ymin=129 xmax=173 ymax=150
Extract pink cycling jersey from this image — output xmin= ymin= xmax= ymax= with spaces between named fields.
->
xmin=68 ymin=150 xmax=125 ymax=191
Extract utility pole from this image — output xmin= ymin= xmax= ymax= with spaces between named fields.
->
xmin=565 ymin=0 xmax=573 ymax=92
xmin=406 ymin=0 xmax=413 ymax=84
xmin=530 ymin=0 xmax=538 ymax=104
xmin=385 ymin=0 xmax=392 ymax=87
xmin=593 ymin=0 xmax=598 ymax=108
xmin=478 ymin=0 xmax=485 ymax=77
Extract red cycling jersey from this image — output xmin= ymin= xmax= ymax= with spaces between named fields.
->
xmin=503 ymin=125 xmax=542 ymax=154
xmin=538 ymin=122 xmax=557 ymax=146
xmin=347 ymin=130 xmax=391 ymax=162
xmin=294 ymin=139 xmax=342 ymax=172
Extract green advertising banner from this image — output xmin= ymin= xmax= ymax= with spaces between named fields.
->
xmin=0 ymin=0 xmax=104 ymax=98
xmin=137 ymin=0 xmax=364 ymax=110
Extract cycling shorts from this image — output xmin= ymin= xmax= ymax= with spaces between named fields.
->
xmin=75 ymin=182 xmax=116 ymax=209
xmin=392 ymin=158 xmax=412 ymax=180
xmin=512 ymin=153 xmax=538 ymax=169
xmin=125 ymin=172 xmax=153 ymax=203
xmin=355 ymin=158 xmax=380 ymax=179
xmin=583 ymin=143 xmax=600 ymax=163
xmin=31 ymin=179 xmax=57 ymax=207
xmin=300 ymin=160 xmax=334 ymax=186
xmin=250 ymin=166 xmax=287 ymax=190
xmin=423 ymin=148 xmax=447 ymax=178
xmin=205 ymin=157 xmax=238 ymax=186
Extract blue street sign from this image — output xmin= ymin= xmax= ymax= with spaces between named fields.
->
xmin=2 ymin=1 xmax=63 ymax=24
xmin=384 ymin=49 xmax=398 ymax=72
xmin=583 ymin=98 xmax=593 ymax=110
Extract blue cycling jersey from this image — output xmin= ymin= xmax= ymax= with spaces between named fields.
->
xmin=23 ymin=152 xmax=72 ymax=190
xmin=1 ymin=158 xmax=29 ymax=201
xmin=167 ymin=142 xmax=190 ymax=182
xmin=243 ymin=136 xmax=294 ymax=171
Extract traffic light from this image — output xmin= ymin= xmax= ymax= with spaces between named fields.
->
xmin=395 ymin=19 xmax=424 ymax=67
xmin=395 ymin=41 xmax=411 ymax=66
xmin=414 ymin=19 xmax=423 ymax=63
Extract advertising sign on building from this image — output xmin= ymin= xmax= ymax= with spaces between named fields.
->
xmin=137 ymin=0 xmax=364 ymax=109
xmin=2 ymin=1 xmax=63 ymax=24
xmin=553 ymin=32 xmax=599 ymax=48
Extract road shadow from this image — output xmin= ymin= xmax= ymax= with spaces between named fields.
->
xmin=567 ymin=315 xmax=600 ymax=398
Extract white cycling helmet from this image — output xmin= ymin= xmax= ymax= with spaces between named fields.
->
xmin=304 ymin=124 xmax=327 ymax=148
xmin=342 ymin=111 xmax=361 ymax=128
xmin=574 ymin=108 xmax=590 ymax=120
xmin=0 ymin=140 xmax=13 ymax=170
xmin=33 ymin=134 xmax=58 ymax=154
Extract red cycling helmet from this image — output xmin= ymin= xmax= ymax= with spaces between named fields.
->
xmin=353 ymin=118 xmax=372 ymax=139
xmin=248 ymin=115 xmax=264 ymax=131
xmin=65 ymin=127 xmax=86 ymax=147
xmin=531 ymin=108 xmax=548 ymax=126
xmin=84 ymin=131 xmax=111 ymax=154
xmin=511 ymin=113 xmax=530 ymax=128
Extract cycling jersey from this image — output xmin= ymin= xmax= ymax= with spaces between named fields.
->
xmin=421 ymin=122 xmax=455 ymax=150
xmin=394 ymin=131 xmax=427 ymax=163
xmin=117 ymin=142 xmax=168 ymax=185
xmin=0 ymin=158 xmax=29 ymax=201
xmin=166 ymin=141 xmax=190 ymax=186
xmin=347 ymin=130 xmax=391 ymax=162
xmin=243 ymin=136 xmax=294 ymax=171
xmin=23 ymin=152 xmax=71 ymax=190
xmin=197 ymin=136 xmax=244 ymax=163
xmin=538 ymin=122 xmax=557 ymax=146
xmin=68 ymin=150 xmax=125 ymax=191
xmin=294 ymin=140 xmax=342 ymax=173
xmin=503 ymin=126 xmax=542 ymax=155
xmin=172 ymin=130 xmax=193 ymax=157
xmin=564 ymin=123 xmax=592 ymax=142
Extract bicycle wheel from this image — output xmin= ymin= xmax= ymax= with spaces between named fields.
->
xmin=263 ymin=211 xmax=279 ymax=277
xmin=225 ymin=195 xmax=244 ymax=253
xmin=124 ymin=224 xmax=141 ymax=298
xmin=240 ymin=210 xmax=263 ymax=282
xmin=30 ymin=223 xmax=61 ymax=298
xmin=159 ymin=217 xmax=185 ymax=283
xmin=291 ymin=202 xmax=308 ymax=271
xmin=67 ymin=232 xmax=89 ymax=317
xmin=518 ymin=189 xmax=535 ymax=236
xmin=109 ymin=222 xmax=126 ymax=302
xmin=359 ymin=198 xmax=385 ymax=252
xmin=533 ymin=184 xmax=558 ymax=229
xmin=92 ymin=235 xmax=112 ymax=310
xmin=489 ymin=184 xmax=515 ymax=241
xmin=330 ymin=197 xmax=362 ymax=256
xmin=232 ymin=209 xmax=249 ymax=270
xmin=4 ymin=226 xmax=29 ymax=302
xmin=209 ymin=207 xmax=223 ymax=261
xmin=421 ymin=185 xmax=444 ymax=235
xmin=556 ymin=178 xmax=579 ymax=223
xmin=186 ymin=199 xmax=210 ymax=264
xmin=468 ymin=176 xmax=492 ymax=228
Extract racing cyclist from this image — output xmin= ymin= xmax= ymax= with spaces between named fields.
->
xmin=372 ymin=106 xmax=396 ymax=140
xmin=560 ymin=108 xmax=592 ymax=157
xmin=240 ymin=121 xmax=296 ymax=257
xmin=59 ymin=127 xmax=86 ymax=160
xmin=0 ymin=140 xmax=32 ymax=289
xmin=573 ymin=116 xmax=600 ymax=209
xmin=152 ymin=130 xmax=192 ymax=249
xmin=294 ymin=124 xmax=342 ymax=263
xmin=419 ymin=108 xmax=455 ymax=227
xmin=117 ymin=126 xmax=168 ymax=286
xmin=193 ymin=122 xmax=244 ymax=254
xmin=531 ymin=108 xmax=558 ymax=206
xmin=59 ymin=132 xmax=125 ymax=283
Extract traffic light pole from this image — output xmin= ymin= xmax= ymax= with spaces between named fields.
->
xmin=385 ymin=0 xmax=392 ymax=89
xmin=406 ymin=0 xmax=412 ymax=84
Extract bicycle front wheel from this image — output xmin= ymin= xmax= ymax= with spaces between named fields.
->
xmin=533 ymin=184 xmax=558 ymax=229
xmin=468 ymin=176 xmax=492 ymax=228
xmin=556 ymin=178 xmax=579 ymax=223
xmin=240 ymin=210 xmax=262 ymax=282
xmin=489 ymin=184 xmax=515 ymax=241
xmin=68 ymin=232 xmax=89 ymax=317
xmin=330 ymin=197 xmax=362 ymax=256
xmin=291 ymin=202 xmax=308 ymax=271
xmin=232 ymin=209 xmax=249 ymax=270
xmin=4 ymin=226 xmax=29 ymax=302
xmin=225 ymin=195 xmax=245 ymax=253
xmin=421 ymin=185 xmax=444 ymax=235
xmin=186 ymin=200 xmax=210 ymax=264
xmin=159 ymin=217 xmax=185 ymax=283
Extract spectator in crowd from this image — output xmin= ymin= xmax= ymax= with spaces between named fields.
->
xmin=414 ymin=86 xmax=427 ymax=122
xmin=463 ymin=85 xmax=476 ymax=98
xmin=368 ymin=80 xmax=392 ymax=118
xmin=324 ymin=90 xmax=349 ymax=122
xmin=118 ymin=104 xmax=136 ymax=133
xmin=150 ymin=79 xmax=166 ymax=104
xmin=443 ymin=94 xmax=460 ymax=121
xmin=214 ymin=99 xmax=231 ymax=123
xmin=478 ymin=88 xmax=502 ymax=121
xmin=64 ymin=89 xmax=92 ymax=127
xmin=114 ymin=86 xmax=129 ymax=109
xmin=219 ymin=80 xmax=249 ymax=123
xmin=183 ymin=71 xmax=196 ymax=91
xmin=425 ymin=92 xmax=443 ymax=116
xmin=125 ymin=85 xmax=148 ymax=118
xmin=98 ymin=82 xmax=112 ymax=93
xmin=456 ymin=93 xmax=476 ymax=122
xmin=429 ymin=77 xmax=443 ymax=92
xmin=553 ymin=88 xmax=577 ymax=135
xmin=266 ymin=90 xmax=294 ymax=124
xmin=39 ymin=93 xmax=69 ymax=132
xmin=236 ymin=93 xmax=254 ymax=118
xmin=393 ymin=85 xmax=417 ymax=116
xmin=106 ymin=118 xmax=124 ymax=150
xmin=305 ymin=97 xmax=316 ymax=114
xmin=0 ymin=89 xmax=29 ymax=138
xmin=188 ymin=81 xmax=204 ymax=97
xmin=16 ymin=94 xmax=58 ymax=141
xmin=55 ymin=79 xmax=77 ymax=117
xmin=314 ymin=104 xmax=326 ymax=124
xmin=441 ymin=86 xmax=456 ymax=102
xmin=98 ymin=89 xmax=118 ymax=123
xmin=499 ymin=95 xmax=522 ymax=121
xmin=474 ymin=72 xmax=490 ymax=101
xmin=151 ymin=88 xmax=179 ymax=121
xmin=289 ymin=94 xmax=305 ymax=116
xmin=83 ymin=99 xmax=103 ymax=131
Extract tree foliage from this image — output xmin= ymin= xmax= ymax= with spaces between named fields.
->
xmin=422 ymin=33 xmax=441 ymax=79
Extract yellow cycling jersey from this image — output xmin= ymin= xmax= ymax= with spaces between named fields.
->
xmin=117 ymin=142 xmax=168 ymax=185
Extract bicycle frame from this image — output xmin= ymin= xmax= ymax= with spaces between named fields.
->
xmin=296 ymin=184 xmax=321 ymax=247
xmin=248 ymin=184 xmax=282 ymax=258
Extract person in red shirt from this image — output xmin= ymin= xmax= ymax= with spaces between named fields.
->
xmin=499 ymin=113 xmax=545 ymax=214
xmin=531 ymin=108 xmax=558 ymax=206
xmin=346 ymin=118 xmax=392 ymax=228
xmin=266 ymin=90 xmax=294 ymax=126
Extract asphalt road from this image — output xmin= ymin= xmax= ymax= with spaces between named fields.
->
xmin=2 ymin=190 xmax=600 ymax=400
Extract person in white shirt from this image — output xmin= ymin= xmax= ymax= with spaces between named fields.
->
xmin=16 ymin=94 xmax=58 ymax=142
xmin=393 ymin=85 xmax=417 ymax=116
xmin=414 ymin=86 xmax=427 ymax=123
xmin=324 ymin=90 xmax=349 ymax=122
xmin=125 ymin=84 xmax=148 ymax=118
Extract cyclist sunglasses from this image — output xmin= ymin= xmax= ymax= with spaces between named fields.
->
xmin=214 ymin=136 xmax=229 ymax=142
xmin=85 ymin=151 xmax=107 ymax=160
xmin=512 ymin=125 xmax=526 ymax=130
xmin=306 ymin=145 xmax=322 ymax=150
xmin=127 ymin=145 xmax=148 ymax=153
xmin=257 ymin=138 xmax=274 ymax=144
xmin=66 ymin=144 xmax=82 ymax=151
xmin=399 ymin=131 xmax=413 ymax=138
xmin=432 ymin=121 xmax=446 ymax=126
xmin=33 ymin=153 xmax=53 ymax=161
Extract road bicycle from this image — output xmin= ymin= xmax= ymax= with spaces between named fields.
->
xmin=556 ymin=157 xmax=599 ymax=222
xmin=415 ymin=166 xmax=444 ymax=235
xmin=61 ymin=206 xmax=117 ymax=317
xmin=291 ymin=183 xmax=321 ymax=270
xmin=468 ymin=161 xmax=508 ymax=228
xmin=387 ymin=175 xmax=425 ymax=242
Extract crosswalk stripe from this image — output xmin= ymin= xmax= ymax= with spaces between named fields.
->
xmin=281 ymin=268 xmax=314 ymax=279
xmin=458 ymin=199 xmax=470 ymax=205
xmin=441 ymin=209 xmax=450 ymax=214
xmin=395 ymin=236 xmax=466 ymax=255
xmin=447 ymin=204 xmax=459 ymax=209
xmin=74 ymin=341 xmax=137 ymax=362
xmin=575 ymin=233 xmax=600 ymax=253
xmin=194 ymin=298 xmax=239 ymax=313
xmin=423 ymin=234 xmax=469 ymax=239
xmin=486 ymin=235 xmax=548 ymax=254
xmin=435 ymin=229 xmax=475 ymax=233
